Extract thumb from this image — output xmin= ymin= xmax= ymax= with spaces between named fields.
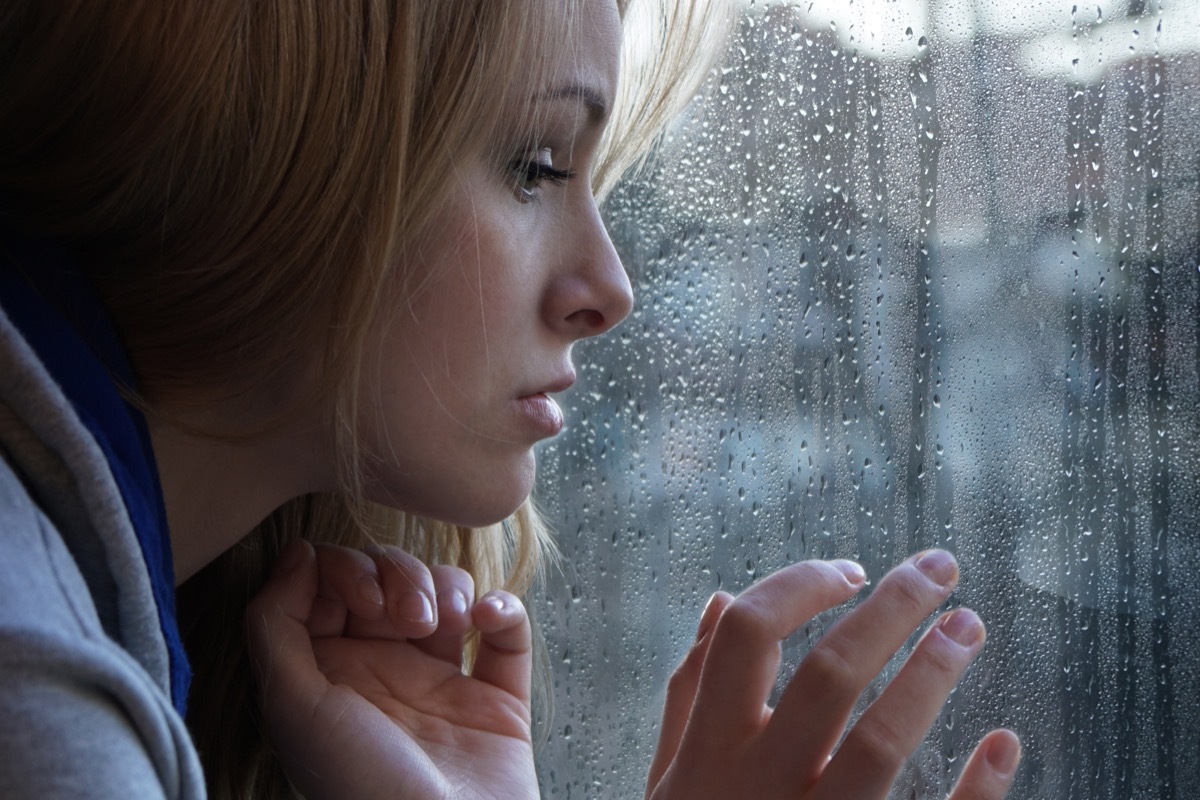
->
xmin=470 ymin=591 xmax=533 ymax=708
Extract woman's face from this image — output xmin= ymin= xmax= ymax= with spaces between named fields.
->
xmin=360 ymin=0 xmax=630 ymax=526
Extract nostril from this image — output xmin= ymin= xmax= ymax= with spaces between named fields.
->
xmin=567 ymin=308 xmax=605 ymax=330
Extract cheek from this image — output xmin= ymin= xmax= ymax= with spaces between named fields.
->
xmin=372 ymin=267 xmax=494 ymax=420
xmin=429 ymin=219 xmax=530 ymax=344
xmin=378 ymin=186 xmax=533 ymax=402
xmin=392 ymin=241 xmax=484 ymax=355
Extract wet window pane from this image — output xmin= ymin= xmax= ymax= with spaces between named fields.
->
xmin=536 ymin=2 xmax=1199 ymax=797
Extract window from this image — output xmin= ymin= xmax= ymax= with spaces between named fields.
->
xmin=536 ymin=2 xmax=1199 ymax=797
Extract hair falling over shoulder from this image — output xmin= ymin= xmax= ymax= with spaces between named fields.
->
xmin=0 ymin=0 xmax=729 ymax=796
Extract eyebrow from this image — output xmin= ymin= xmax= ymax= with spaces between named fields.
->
xmin=540 ymin=84 xmax=610 ymax=125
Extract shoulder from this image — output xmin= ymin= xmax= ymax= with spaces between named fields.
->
xmin=0 ymin=314 xmax=206 ymax=799
xmin=0 ymin=441 xmax=207 ymax=800
xmin=0 ymin=450 xmax=95 ymax=633
xmin=0 ymin=302 xmax=132 ymax=643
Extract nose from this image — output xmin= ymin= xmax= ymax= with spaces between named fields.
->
xmin=543 ymin=198 xmax=634 ymax=341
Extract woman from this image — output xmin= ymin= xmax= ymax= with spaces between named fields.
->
xmin=0 ymin=0 xmax=1019 ymax=797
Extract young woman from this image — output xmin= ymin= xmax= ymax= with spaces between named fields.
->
xmin=0 ymin=0 xmax=1019 ymax=797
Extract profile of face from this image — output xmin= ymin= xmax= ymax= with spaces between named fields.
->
xmin=358 ymin=0 xmax=631 ymax=527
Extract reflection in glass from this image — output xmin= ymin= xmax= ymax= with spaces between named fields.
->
xmin=536 ymin=2 xmax=1198 ymax=797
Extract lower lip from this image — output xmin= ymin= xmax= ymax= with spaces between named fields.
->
xmin=515 ymin=393 xmax=564 ymax=438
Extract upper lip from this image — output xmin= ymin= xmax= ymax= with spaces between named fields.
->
xmin=521 ymin=370 xmax=576 ymax=397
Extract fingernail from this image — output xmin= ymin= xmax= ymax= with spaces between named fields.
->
xmin=397 ymin=590 xmax=435 ymax=624
xmin=438 ymin=588 xmax=470 ymax=617
xmin=481 ymin=594 xmax=507 ymax=614
xmin=985 ymin=731 xmax=1021 ymax=778
xmin=916 ymin=549 xmax=958 ymax=588
xmin=832 ymin=559 xmax=866 ymax=587
xmin=358 ymin=575 xmax=384 ymax=608
xmin=939 ymin=608 xmax=984 ymax=647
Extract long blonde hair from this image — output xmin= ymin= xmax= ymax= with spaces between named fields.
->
xmin=0 ymin=0 xmax=728 ymax=796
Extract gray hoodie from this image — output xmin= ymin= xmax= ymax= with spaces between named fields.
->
xmin=0 ymin=304 xmax=206 ymax=798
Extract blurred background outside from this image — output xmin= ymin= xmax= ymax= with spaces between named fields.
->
xmin=535 ymin=1 xmax=1199 ymax=797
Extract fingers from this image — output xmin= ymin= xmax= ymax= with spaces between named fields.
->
xmin=646 ymin=591 xmax=733 ymax=796
xmin=643 ymin=551 xmax=1003 ymax=800
xmin=308 ymin=544 xmax=470 ymax=650
xmin=411 ymin=565 xmax=476 ymax=666
xmin=811 ymin=608 xmax=986 ymax=798
xmin=685 ymin=560 xmax=867 ymax=746
xmin=308 ymin=544 xmax=385 ymax=638
xmin=358 ymin=544 xmax=438 ymax=638
xmin=470 ymin=590 xmax=533 ymax=706
xmin=245 ymin=539 xmax=326 ymax=720
xmin=947 ymin=729 xmax=1021 ymax=800
xmin=766 ymin=550 xmax=959 ymax=778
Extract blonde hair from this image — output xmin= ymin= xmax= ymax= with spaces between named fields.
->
xmin=0 ymin=0 xmax=728 ymax=796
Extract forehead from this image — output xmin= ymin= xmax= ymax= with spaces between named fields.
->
xmin=541 ymin=0 xmax=621 ymax=108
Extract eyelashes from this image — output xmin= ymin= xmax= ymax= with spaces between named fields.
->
xmin=509 ymin=147 xmax=576 ymax=201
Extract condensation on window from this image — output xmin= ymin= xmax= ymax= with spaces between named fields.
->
xmin=535 ymin=1 xmax=1199 ymax=797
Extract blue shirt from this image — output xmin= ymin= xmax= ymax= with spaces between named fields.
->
xmin=0 ymin=234 xmax=190 ymax=716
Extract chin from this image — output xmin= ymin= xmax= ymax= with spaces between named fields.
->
xmin=408 ymin=485 xmax=533 ymax=529
xmin=448 ymin=460 xmax=538 ymax=527
xmin=449 ymin=496 xmax=530 ymax=528
xmin=367 ymin=454 xmax=536 ymax=528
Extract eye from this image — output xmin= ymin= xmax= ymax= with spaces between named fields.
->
xmin=510 ymin=147 xmax=576 ymax=202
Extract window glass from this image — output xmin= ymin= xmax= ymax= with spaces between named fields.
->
xmin=536 ymin=2 xmax=1199 ymax=797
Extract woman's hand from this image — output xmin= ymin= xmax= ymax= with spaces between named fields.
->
xmin=246 ymin=539 xmax=539 ymax=800
xmin=646 ymin=551 xmax=1021 ymax=800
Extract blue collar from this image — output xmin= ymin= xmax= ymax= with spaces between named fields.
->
xmin=0 ymin=235 xmax=190 ymax=717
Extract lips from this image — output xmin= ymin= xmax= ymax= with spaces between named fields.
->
xmin=518 ymin=370 xmax=576 ymax=399
xmin=514 ymin=370 xmax=573 ymax=438
xmin=515 ymin=393 xmax=565 ymax=437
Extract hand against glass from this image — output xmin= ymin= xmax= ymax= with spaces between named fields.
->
xmin=246 ymin=539 xmax=539 ymax=800
xmin=646 ymin=551 xmax=1020 ymax=800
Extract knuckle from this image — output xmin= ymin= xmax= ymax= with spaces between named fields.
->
xmin=434 ymin=563 xmax=471 ymax=580
xmin=666 ymin=659 xmax=697 ymax=694
xmin=670 ymin=638 xmax=709 ymax=681
xmin=315 ymin=543 xmax=371 ymax=575
xmin=377 ymin=547 xmax=431 ymax=579
xmin=381 ymin=545 xmax=420 ymax=568
xmin=803 ymin=558 xmax=852 ymax=584
xmin=886 ymin=567 xmax=937 ymax=616
xmin=795 ymin=641 xmax=861 ymax=701
xmin=716 ymin=594 xmax=775 ymax=645
xmin=916 ymin=631 xmax=967 ymax=678
xmin=430 ymin=563 xmax=474 ymax=588
xmin=844 ymin=712 xmax=911 ymax=775
xmin=788 ymin=559 xmax=835 ymax=584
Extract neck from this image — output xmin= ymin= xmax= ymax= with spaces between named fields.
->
xmin=149 ymin=415 xmax=328 ymax=585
